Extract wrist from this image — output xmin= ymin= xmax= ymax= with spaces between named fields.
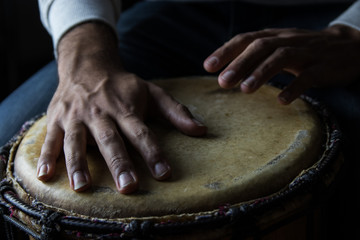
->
xmin=57 ymin=22 xmax=122 ymax=79
xmin=325 ymin=24 xmax=360 ymax=39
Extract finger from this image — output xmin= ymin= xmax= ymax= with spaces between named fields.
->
xmin=203 ymin=30 xmax=277 ymax=73
xmin=63 ymin=121 xmax=91 ymax=192
xmin=149 ymin=84 xmax=207 ymax=136
xmin=37 ymin=123 xmax=63 ymax=181
xmin=240 ymin=47 xmax=304 ymax=93
xmin=88 ymin=116 xmax=138 ymax=194
xmin=116 ymin=114 xmax=171 ymax=181
xmin=278 ymin=70 xmax=315 ymax=105
xmin=218 ymin=36 xmax=283 ymax=89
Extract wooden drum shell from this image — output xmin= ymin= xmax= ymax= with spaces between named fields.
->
xmin=0 ymin=77 xmax=343 ymax=240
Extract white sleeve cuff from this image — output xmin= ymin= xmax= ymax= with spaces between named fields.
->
xmin=329 ymin=0 xmax=360 ymax=31
xmin=39 ymin=0 xmax=121 ymax=53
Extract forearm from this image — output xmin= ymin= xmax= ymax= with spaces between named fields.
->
xmin=330 ymin=0 xmax=360 ymax=31
xmin=325 ymin=23 xmax=360 ymax=39
xmin=38 ymin=0 xmax=121 ymax=54
xmin=57 ymin=22 xmax=123 ymax=83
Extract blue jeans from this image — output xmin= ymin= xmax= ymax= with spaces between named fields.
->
xmin=1 ymin=2 xmax=356 ymax=143
xmin=2 ymin=1 xmax=358 ymax=158
xmin=0 ymin=2 xmax=358 ymax=238
xmin=0 ymin=61 xmax=58 ymax=145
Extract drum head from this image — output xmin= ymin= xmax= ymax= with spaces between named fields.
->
xmin=10 ymin=77 xmax=324 ymax=220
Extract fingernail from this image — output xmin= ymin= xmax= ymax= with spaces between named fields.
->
xmin=221 ymin=70 xmax=236 ymax=82
xmin=205 ymin=56 xmax=219 ymax=68
xmin=154 ymin=162 xmax=170 ymax=178
xmin=38 ymin=164 xmax=48 ymax=178
xmin=242 ymin=75 xmax=256 ymax=89
xmin=73 ymin=171 xmax=88 ymax=191
xmin=119 ymin=171 xmax=135 ymax=189
xmin=192 ymin=118 xmax=205 ymax=127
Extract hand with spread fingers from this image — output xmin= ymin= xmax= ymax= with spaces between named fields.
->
xmin=204 ymin=25 xmax=360 ymax=104
xmin=36 ymin=22 xmax=207 ymax=194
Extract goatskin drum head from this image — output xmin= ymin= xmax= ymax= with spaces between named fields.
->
xmin=11 ymin=77 xmax=323 ymax=220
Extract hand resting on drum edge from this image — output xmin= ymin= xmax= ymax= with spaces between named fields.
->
xmin=204 ymin=24 xmax=360 ymax=104
xmin=36 ymin=22 xmax=207 ymax=194
xmin=36 ymin=22 xmax=360 ymax=195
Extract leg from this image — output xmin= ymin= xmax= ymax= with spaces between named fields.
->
xmin=117 ymin=1 xmax=232 ymax=79
xmin=0 ymin=2 xmax=230 ymax=147
xmin=117 ymin=3 xmax=359 ymax=238
xmin=0 ymin=61 xmax=58 ymax=146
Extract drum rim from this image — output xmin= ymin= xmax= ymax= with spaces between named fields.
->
xmin=0 ymin=86 xmax=343 ymax=239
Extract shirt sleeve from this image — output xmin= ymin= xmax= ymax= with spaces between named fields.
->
xmin=329 ymin=0 xmax=360 ymax=31
xmin=38 ymin=0 xmax=121 ymax=53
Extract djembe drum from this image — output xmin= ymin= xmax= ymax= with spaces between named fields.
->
xmin=0 ymin=77 xmax=342 ymax=240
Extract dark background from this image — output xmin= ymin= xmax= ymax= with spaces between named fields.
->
xmin=0 ymin=0 xmax=139 ymax=102
xmin=0 ymin=0 xmax=54 ymax=102
xmin=0 ymin=1 xmax=357 ymax=239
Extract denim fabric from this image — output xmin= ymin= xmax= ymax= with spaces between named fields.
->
xmin=1 ymin=0 xmax=357 ymax=160
xmin=0 ymin=2 xmax=358 ymax=238
xmin=1 ymin=0 xmax=357 ymax=162
xmin=0 ymin=61 xmax=58 ymax=146
xmin=116 ymin=2 xmax=359 ymax=139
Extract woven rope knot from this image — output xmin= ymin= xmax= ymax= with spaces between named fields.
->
xmin=140 ymin=220 xmax=153 ymax=235
xmin=129 ymin=220 xmax=140 ymax=234
xmin=0 ymin=144 xmax=11 ymax=159
xmin=40 ymin=210 xmax=63 ymax=240
xmin=0 ymin=180 xmax=13 ymax=197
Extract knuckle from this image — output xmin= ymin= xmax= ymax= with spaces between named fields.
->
xmin=116 ymin=104 xmax=135 ymax=119
xmin=66 ymin=107 xmax=81 ymax=119
xmin=133 ymin=127 xmax=150 ymax=139
xmin=231 ymin=33 xmax=243 ymax=43
xmin=65 ymin=152 xmax=80 ymax=166
xmin=279 ymin=28 xmax=300 ymax=37
xmin=222 ymin=33 xmax=248 ymax=52
xmin=64 ymin=129 xmax=80 ymax=142
xmin=108 ymin=154 xmax=128 ymax=171
xmin=98 ymin=129 xmax=118 ymax=145
xmin=233 ymin=32 xmax=254 ymax=43
xmin=276 ymin=47 xmax=292 ymax=58
xmin=223 ymin=33 xmax=243 ymax=48
xmin=89 ymin=106 xmax=103 ymax=118
xmin=220 ymin=43 xmax=233 ymax=57
xmin=241 ymin=33 xmax=253 ymax=42
xmin=252 ymin=38 xmax=268 ymax=49
xmin=262 ymin=28 xmax=275 ymax=32
xmin=240 ymin=33 xmax=257 ymax=45
xmin=46 ymin=117 xmax=58 ymax=127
